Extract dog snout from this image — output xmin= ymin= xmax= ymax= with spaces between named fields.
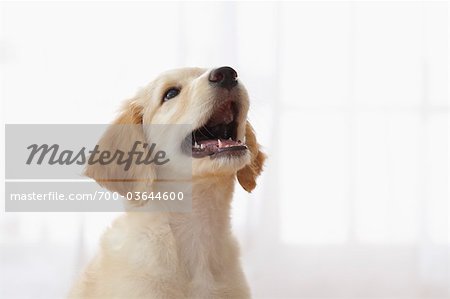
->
xmin=208 ymin=66 xmax=238 ymax=90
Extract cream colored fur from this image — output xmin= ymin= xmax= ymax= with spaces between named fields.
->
xmin=68 ymin=67 xmax=265 ymax=299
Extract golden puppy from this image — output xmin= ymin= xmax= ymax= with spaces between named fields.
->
xmin=68 ymin=67 xmax=266 ymax=299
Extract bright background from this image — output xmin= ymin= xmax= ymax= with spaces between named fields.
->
xmin=0 ymin=1 xmax=449 ymax=298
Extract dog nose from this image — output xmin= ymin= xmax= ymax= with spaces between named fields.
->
xmin=208 ymin=66 xmax=238 ymax=90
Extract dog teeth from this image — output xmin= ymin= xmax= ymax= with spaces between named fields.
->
xmin=218 ymin=139 xmax=223 ymax=148
xmin=200 ymin=144 xmax=205 ymax=149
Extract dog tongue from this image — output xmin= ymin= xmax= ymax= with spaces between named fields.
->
xmin=206 ymin=101 xmax=234 ymax=127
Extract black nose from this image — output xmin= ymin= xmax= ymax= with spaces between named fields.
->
xmin=208 ymin=66 xmax=238 ymax=90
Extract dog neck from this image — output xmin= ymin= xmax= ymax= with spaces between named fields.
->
xmin=169 ymin=174 xmax=235 ymax=232
xmin=167 ymin=174 xmax=236 ymax=278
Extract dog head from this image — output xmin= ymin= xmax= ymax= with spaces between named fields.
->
xmin=85 ymin=67 xmax=266 ymax=194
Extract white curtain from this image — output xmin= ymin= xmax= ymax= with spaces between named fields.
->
xmin=0 ymin=2 xmax=448 ymax=298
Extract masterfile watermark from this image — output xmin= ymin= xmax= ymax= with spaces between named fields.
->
xmin=26 ymin=141 xmax=170 ymax=170
xmin=4 ymin=124 xmax=193 ymax=212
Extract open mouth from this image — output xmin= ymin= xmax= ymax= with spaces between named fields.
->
xmin=185 ymin=101 xmax=247 ymax=159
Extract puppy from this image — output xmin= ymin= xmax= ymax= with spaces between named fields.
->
xmin=68 ymin=67 xmax=266 ymax=299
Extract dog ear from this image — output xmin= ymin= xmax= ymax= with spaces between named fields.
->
xmin=84 ymin=99 xmax=155 ymax=196
xmin=237 ymin=121 xmax=266 ymax=192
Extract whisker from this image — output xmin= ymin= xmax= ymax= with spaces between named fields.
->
xmin=201 ymin=125 xmax=214 ymax=137
xmin=197 ymin=127 xmax=210 ymax=139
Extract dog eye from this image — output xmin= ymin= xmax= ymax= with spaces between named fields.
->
xmin=163 ymin=88 xmax=180 ymax=101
